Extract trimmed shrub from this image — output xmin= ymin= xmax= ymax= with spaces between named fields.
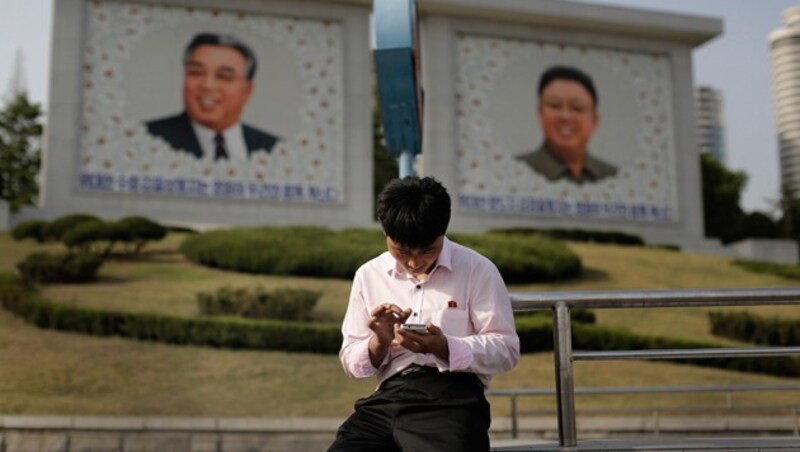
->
xmin=59 ymin=216 xmax=167 ymax=257
xmin=16 ymin=251 xmax=103 ymax=283
xmin=180 ymin=227 xmax=581 ymax=283
xmin=514 ymin=313 xmax=800 ymax=378
xmin=492 ymin=227 xmax=645 ymax=246
xmin=11 ymin=220 xmax=48 ymax=242
xmin=733 ymin=259 xmax=800 ymax=280
xmin=62 ymin=221 xmax=110 ymax=253
xmin=451 ymin=232 xmax=582 ymax=283
xmin=1 ymin=276 xmax=797 ymax=374
xmin=0 ymin=279 xmax=340 ymax=353
xmin=709 ymin=311 xmax=800 ymax=347
xmin=515 ymin=308 xmax=596 ymax=324
xmin=197 ymin=286 xmax=320 ymax=321
xmin=181 ymin=227 xmax=388 ymax=279
xmin=44 ymin=214 xmax=101 ymax=241
xmin=118 ymin=216 xmax=167 ymax=254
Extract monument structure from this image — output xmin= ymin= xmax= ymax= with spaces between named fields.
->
xmin=15 ymin=0 xmax=727 ymax=251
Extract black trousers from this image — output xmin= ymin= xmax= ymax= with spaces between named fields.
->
xmin=329 ymin=366 xmax=491 ymax=452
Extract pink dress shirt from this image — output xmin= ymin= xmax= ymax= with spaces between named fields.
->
xmin=339 ymin=237 xmax=520 ymax=388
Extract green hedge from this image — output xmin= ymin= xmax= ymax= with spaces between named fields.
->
xmin=44 ymin=214 xmax=101 ymax=241
xmin=180 ymin=227 xmax=581 ymax=283
xmin=732 ymin=259 xmax=800 ymax=280
xmin=181 ymin=227 xmax=383 ymax=279
xmin=709 ymin=311 xmax=800 ymax=347
xmin=0 ymin=280 xmax=340 ymax=353
xmin=197 ymin=286 xmax=321 ymax=321
xmin=451 ymin=233 xmax=581 ymax=283
xmin=515 ymin=308 xmax=596 ymax=324
xmin=492 ymin=227 xmax=645 ymax=246
xmin=1 ymin=277 xmax=797 ymax=376
xmin=16 ymin=252 xmax=104 ymax=284
xmin=11 ymin=220 xmax=48 ymax=242
xmin=12 ymin=214 xmax=167 ymax=256
xmin=515 ymin=315 xmax=800 ymax=378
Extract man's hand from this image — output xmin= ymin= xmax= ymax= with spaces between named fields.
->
xmin=395 ymin=323 xmax=449 ymax=361
xmin=367 ymin=303 xmax=411 ymax=368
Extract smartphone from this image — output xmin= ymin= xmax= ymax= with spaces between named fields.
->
xmin=401 ymin=323 xmax=428 ymax=334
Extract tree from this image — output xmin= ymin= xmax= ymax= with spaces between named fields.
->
xmin=778 ymin=184 xmax=800 ymax=240
xmin=700 ymin=152 xmax=747 ymax=243
xmin=701 ymin=153 xmax=783 ymax=243
xmin=0 ymin=92 xmax=42 ymax=212
xmin=733 ymin=211 xmax=781 ymax=241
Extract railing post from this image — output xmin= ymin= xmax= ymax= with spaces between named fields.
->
xmin=511 ymin=395 xmax=518 ymax=439
xmin=653 ymin=410 xmax=660 ymax=437
xmin=553 ymin=301 xmax=577 ymax=447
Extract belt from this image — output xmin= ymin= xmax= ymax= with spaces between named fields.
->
xmin=398 ymin=364 xmax=439 ymax=378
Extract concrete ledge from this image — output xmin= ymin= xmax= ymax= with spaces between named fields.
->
xmin=0 ymin=415 xmax=346 ymax=433
xmin=3 ymin=415 xmax=798 ymax=435
xmin=216 ymin=417 xmax=344 ymax=432
xmin=1 ymin=415 xmax=72 ymax=429
xmin=3 ymin=415 xmax=799 ymax=451
xmin=71 ymin=415 xmax=145 ymax=431
xmin=493 ymin=436 xmax=800 ymax=450
xmin=143 ymin=416 xmax=217 ymax=431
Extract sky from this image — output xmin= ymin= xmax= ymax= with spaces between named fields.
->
xmin=0 ymin=0 xmax=796 ymax=213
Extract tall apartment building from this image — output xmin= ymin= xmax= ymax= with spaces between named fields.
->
xmin=694 ymin=85 xmax=726 ymax=164
xmin=770 ymin=6 xmax=800 ymax=196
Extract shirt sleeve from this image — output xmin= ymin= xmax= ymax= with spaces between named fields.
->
xmin=447 ymin=261 xmax=520 ymax=375
xmin=338 ymin=268 xmax=383 ymax=379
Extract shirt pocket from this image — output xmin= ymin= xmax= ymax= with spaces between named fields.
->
xmin=432 ymin=308 xmax=471 ymax=337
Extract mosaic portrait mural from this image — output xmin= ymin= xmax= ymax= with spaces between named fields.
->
xmin=455 ymin=34 xmax=679 ymax=222
xmin=78 ymin=1 xmax=344 ymax=203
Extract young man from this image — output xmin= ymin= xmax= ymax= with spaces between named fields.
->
xmin=517 ymin=65 xmax=617 ymax=184
xmin=330 ymin=177 xmax=519 ymax=451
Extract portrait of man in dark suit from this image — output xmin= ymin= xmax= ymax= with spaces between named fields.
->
xmin=517 ymin=65 xmax=617 ymax=184
xmin=145 ymin=32 xmax=279 ymax=161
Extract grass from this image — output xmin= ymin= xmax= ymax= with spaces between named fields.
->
xmin=1 ymin=231 xmax=799 ymax=418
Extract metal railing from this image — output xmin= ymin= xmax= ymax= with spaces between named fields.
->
xmin=508 ymin=287 xmax=800 ymax=448
xmin=487 ymin=383 xmax=800 ymax=439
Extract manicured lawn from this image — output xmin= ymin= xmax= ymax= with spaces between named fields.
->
xmin=1 ymin=232 xmax=797 ymax=417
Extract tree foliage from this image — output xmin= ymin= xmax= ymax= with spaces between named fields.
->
xmin=701 ymin=153 xmax=747 ymax=243
xmin=700 ymin=153 xmax=782 ymax=243
xmin=778 ymin=184 xmax=800 ymax=242
xmin=0 ymin=92 xmax=42 ymax=212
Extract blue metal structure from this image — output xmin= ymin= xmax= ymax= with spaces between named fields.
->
xmin=373 ymin=0 xmax=423 ymax=178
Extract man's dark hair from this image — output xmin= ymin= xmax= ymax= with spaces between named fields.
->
xmin=538 ymin=65 xmax=598 ymax=106
xmin=377 ymin=177 xmax=451 ymax=248
xmin=184 ymin=32 xmax=258 ymax=80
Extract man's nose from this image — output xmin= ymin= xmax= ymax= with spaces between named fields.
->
xmin=199 ymin=74 xmax=217 ymax=89
xmin=556 ymin=106 xmax=572 ymax=118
